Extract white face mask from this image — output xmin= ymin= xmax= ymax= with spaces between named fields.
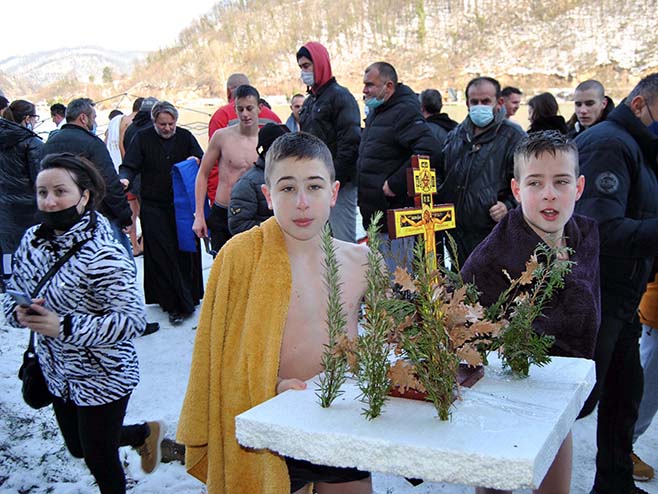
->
xmin=301 ymin=70 xmax=315 ymax=86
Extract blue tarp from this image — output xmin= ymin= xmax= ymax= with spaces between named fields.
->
xmin=172 ymin=158 xmax=208 ymax=253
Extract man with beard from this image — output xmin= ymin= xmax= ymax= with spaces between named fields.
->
xmin=120 ymin=101 xmax=204 ymax=326
xmin=437 ymin=76 xmax=526 ymax=265
xmin=357 ymin=62 xmax=440 ymax=271
xmin=42 ymin=98 xmax=132 ymax=253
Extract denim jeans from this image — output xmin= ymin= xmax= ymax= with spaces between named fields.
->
xmin=634 ymin=324 xmax=658 ymax=442
xmin=329 ymin=182 xmax=357 ymax=243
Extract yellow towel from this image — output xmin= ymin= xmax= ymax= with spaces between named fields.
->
xmin=639 ymin=274 xmax=658 ymax=328
xmin=177 ymin=217 xmax=292 ymax=494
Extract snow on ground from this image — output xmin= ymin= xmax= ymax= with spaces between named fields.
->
xmin=2 ymin=252 xmax=658 ymax=494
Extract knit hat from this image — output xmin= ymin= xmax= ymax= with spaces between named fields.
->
xmin=257 ymin=123 xmax=290 ymax=158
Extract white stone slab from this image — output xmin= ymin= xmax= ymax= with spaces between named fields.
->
xmin=235 ymin=355 xmax=595 ymax=490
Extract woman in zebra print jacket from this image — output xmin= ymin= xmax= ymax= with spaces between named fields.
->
xmin=3 ymin=154 xmax=164 ymax=494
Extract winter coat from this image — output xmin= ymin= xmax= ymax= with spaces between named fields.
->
xmin=437 ymin=110 xmax=526 ymax=263
xmin=357 ymin=83 xmax=441 ymax=231
xmin=426 ymin=112 xmax=458 ymax=147
xmin=0 ymin=118 xmax=43 ymax=252
xmin=228 ymin=156 xmax=272 ymax=235
xmin=3 ymin=211 xmax=146 ymax=406
xmin=575 ymin=103 xmax=658 ymax=322
xmin=299 ymin=78 xmax=361 ymax=185
xmin=42 ymin=124 xmax=132 ymax=227
xmin=462 ymin=207 xmax=601 ymax=359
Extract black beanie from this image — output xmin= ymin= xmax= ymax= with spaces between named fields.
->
xmin=258 ymin=123 xmax=290 ymax=158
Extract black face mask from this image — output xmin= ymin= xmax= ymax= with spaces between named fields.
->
xmin=38 ymin=204 xmax=84 ymax=232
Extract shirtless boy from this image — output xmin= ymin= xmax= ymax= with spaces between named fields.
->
xmin=193 ymin=84 xmax=261 ymax=253
xmin=178 ymin=132 xmax=371 ymax=494
xmin=462 ymin=131 xmax=600 ymax=494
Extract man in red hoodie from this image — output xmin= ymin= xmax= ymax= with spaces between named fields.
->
xmin=296 ymin=42 xmax=361 ymax=242
xmin=204 ymin=74 xmax=282 ymax=204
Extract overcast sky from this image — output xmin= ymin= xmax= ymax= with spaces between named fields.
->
xmin=1 ymin=0 xmax=219 ymax=60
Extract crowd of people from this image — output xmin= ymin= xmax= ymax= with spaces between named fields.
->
xmin=1 ymin=41 xmax=657 ymax=494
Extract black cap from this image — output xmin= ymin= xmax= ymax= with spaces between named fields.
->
xmin=257 ymin=123 xmax=290 ymax=158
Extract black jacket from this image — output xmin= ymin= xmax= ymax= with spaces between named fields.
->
xmin=357 ymin=83 xmax=441 ymax=231
xmin=0 ymin=119 xmax=43 ymax=252
xmin=437 ymin=111 xmax=526 ymax=263
xmin=575 ymin=104 xmax=658 ymax=321
xmin=426 ymin=113 xmax=458 ymax=146
xmin=228 ymin=156 xmax=272 ymax=235
xmin=120 ymin=127 xmax=203 ymax=206
xmin=299 ymin=77 xmax=361 ymax=185
xmin=41 ymin=124 xmax=132 ymax=227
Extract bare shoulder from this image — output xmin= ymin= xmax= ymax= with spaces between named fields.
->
xmin=210 ymin=125 xmax=237 ymax=145
xmin=334 ymin=239 xmax=369 ymax=276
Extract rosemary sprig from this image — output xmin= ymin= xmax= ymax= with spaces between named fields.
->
xmin=316 ymin=224 xmax=349 ymax=407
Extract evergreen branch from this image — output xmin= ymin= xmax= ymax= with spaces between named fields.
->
xmin=355 ymin=212 xmax=393 ymax=420
xmin=316 ymin=224 xmax=349 ymax=408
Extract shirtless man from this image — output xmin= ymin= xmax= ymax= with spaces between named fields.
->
xmin=193 ymin=85 xmax=260 ymax=254
xmin=118 ymin=97 xmax=144 ymax=255
xmin=178 ymin=132 xmax=372 ymax=494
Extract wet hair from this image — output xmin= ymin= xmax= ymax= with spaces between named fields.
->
xmin=132 ymin=97 xmax=144 ymax=112
xmin=513 ymin=130 xmax=579 ymax=180
xmin=627 ymin=72 xmax=658 ymax=106
xmin=465 ymin=77 xmax=502 ymax=100
xmin=366 ymin=62 xmax=398 ymax=85
xmin=66 ymin=98 xmax=95 ymax=123
xmin=151 ymin=101 xmax=178 ymax=121
xmin=264 ymin=132 xmax=334 ymax=186
xmin=39 ymin=153 xmax=106 ymax=212
xmin=575 ymin=80 xmax=605 ymax=99
xmin=501 ymin=86 xmax=522 ymax=97
xmin=419 ymin=89 xmax=443 ymax=114
xmin=3 ymin=99 xmax=35 ymax=124
xmin=108 ymin=109 xmax=123 ymax=120
xmin=50 ymin=103 xmax=66 ymax=118
xmin=233 ymin=85 xmax=260 ymax=103
xmin=527 ymin=92 xmax=560 ymax=123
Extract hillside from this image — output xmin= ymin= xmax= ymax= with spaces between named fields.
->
xmin=125 ymin=0 xmax=658 ymax=99
xmin=5 ymin=0 xmax=657 ymax=103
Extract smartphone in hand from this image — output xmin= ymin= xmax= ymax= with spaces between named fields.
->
xmin=6 ymin=289 xmax=37 ymax=314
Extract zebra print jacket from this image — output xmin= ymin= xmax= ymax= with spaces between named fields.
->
xmin=3 ymin=211 xmax=147 ymax=406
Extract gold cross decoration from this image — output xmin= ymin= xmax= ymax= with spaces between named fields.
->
xmin=386 ymin=155 xmax=456 ymax=272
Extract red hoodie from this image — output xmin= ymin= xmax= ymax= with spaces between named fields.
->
xmin=303 ymin=41 xmax=333 ymax=93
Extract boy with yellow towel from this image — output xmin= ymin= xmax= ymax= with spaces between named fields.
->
xmin=177 ymin=132 xmax=372 ymax=494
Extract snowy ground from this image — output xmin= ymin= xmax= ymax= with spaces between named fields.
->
xmin=2 ymin=252 xmax=658 ymax=494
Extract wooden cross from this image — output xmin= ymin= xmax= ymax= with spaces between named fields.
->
xmin=386 ymin=155 xmax=456 ymax=272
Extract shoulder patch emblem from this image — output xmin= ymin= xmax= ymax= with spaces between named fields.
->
xmin=595 ymin=172 xmax=619 ymax=195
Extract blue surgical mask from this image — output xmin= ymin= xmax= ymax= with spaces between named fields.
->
xmin=365 ymin=97 xmax=385 ymax=110
xmin=469 ymin=104 xmax=494 ymax=128
xmin=301 ymin=70 xmax=314 ymax=86
xmin=647 ymin=106 xmax=658 ymax=137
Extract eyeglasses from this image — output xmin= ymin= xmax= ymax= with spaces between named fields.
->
xmin=29 ymin=115 xmax=40 ymax=122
